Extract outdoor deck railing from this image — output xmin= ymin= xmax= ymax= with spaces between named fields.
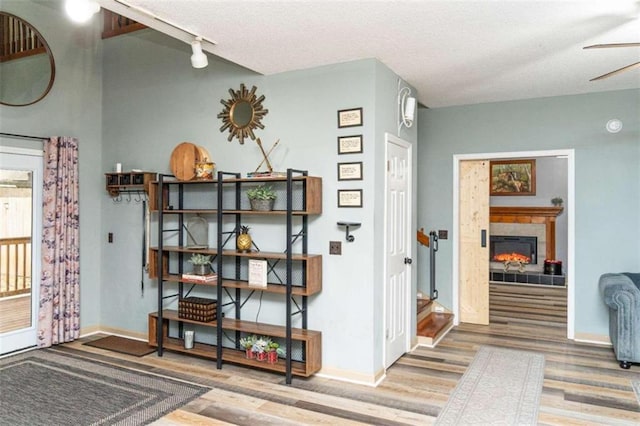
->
xmin=0 ymin=237 xmax=31 ymax=297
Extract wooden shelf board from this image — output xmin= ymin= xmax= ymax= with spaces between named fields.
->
xmin=221 ymin=280 xmax=319 ymax=296
xmin=151 ymin=246 xmax=321 ymax=261
xmin=220 ymin=318 xmax=321 ymax=341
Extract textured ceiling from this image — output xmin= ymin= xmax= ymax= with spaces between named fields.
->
xmin=99 ymin=0 xmax=640 ymax=108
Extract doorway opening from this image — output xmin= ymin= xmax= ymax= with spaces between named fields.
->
xmin=453 ymin=149 xmax=575 ymax=339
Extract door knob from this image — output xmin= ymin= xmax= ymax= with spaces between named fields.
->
xmin=404 ymin=257 xmax=412 ymax=264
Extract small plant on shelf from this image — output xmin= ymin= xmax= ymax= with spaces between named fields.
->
xmin=551 ymin=196 xmax=563 ymax=207
xmin=188 ymin=253 xmax=212 ymax=275
xmin=266 ymin=341 xmax=286 ymax=364
xmin=247 ymin=185 xmax=277 ymax=211
xmin=246 ymin=184 xmax=277 ymax=200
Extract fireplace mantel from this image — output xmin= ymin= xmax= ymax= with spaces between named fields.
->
xmin=490 ymin=206 xmax=563 ymax=261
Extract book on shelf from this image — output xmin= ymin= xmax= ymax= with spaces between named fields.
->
xmin=246 ymin=171 xmax=287 ymax=179
xmin=181 ymin=273 xmax=218 ymax=282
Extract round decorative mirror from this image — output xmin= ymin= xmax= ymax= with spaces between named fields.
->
xmin=218 ymin=84 xmax=268 ymax=144
xmin=0 ymin=12 xmax=55 ymax=107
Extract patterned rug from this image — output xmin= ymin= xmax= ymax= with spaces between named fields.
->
xmin=0 ymin=349 xmax=208 ymax=425
xmin=436 ymin=345 xmax=545 ymax=425
xmin=632 ymin=380 xmax=640 ymax=406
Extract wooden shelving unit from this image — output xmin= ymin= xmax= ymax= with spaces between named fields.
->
xmin=150 ymin=169 xmax=322 ymax=383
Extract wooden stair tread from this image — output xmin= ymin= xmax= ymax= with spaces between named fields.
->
xmin=417 ymin=312 xmax=453 ymax=338
xmin=417 ymin=298 xmax=432 ymax=314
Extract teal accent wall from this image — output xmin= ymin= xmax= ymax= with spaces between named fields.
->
xmin=100 ymin=27 xmax=416 ymax=378
xmin=0 ymin=0 xmax=103 ymax=330
xmin=417 ymin=89 xmax=640 ymax=337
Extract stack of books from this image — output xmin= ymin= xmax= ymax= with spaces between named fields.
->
xmin=181 ymin=273 xmax=217 ymax=284
xmin=246 ymin=171 xmax=287 ymax=179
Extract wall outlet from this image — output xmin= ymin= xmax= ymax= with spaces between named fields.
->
xmin=329 ymin=241 xmax=342 ymax=255
xmin=438 ymin=229 xmax=448 ymax=239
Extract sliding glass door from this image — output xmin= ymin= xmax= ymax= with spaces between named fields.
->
xmin=0 ymin=147 xmax=42 ymax=355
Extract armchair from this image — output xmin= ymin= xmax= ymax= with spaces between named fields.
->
xmin=599 ymin=273 xmax=640 ymax=369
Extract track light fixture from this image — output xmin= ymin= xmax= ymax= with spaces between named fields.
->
xmin=65 ymin=0 xmax=100 ymax=24
xmin=190 ymin=37 xmax=208 ymax=69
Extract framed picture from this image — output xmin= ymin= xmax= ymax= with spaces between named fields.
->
xmin=337 ymin=162 xmax=363 ymax=181
xmin=337 ymin=135 xmax=363 ymax=154
xmin=490 ymin=159 xmax=536 ymax=196
xmin=337 ymin=189 xmax=363 ymax=207
xmin=337 ymin=107 xmax=363 ymax=128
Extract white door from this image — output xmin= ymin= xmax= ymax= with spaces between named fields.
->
xmin=384 ymin=134 xmax=412 ymax=368
xmin=0 ymin=148 xmax=42 ymax=355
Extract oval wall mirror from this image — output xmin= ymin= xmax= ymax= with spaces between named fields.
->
xmin=0 ymin=12 xmax=56 ymax=107
xmin=217 ymin=84 xmax=268 ymax=144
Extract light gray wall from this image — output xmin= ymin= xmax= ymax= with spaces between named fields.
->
xmin=417 ymin=89 xmax=640 ymax=337
xmin=0 ymin=0 xmax=103 ymax=330
xmin=101 ymin=27 xmax=416 ymax=378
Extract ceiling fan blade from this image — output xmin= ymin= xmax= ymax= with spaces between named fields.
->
xmin=584 ymin=42 xmax=640 ymax=49
xmin=590 ymin=61 xmax=640 ymax=81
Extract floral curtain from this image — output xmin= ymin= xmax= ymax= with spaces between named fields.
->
xmin=38 ymin=137 xmax=80 ymax=347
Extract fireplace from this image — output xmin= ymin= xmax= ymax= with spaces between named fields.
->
xmin=490 ymin=235 xmax=538 ymax=265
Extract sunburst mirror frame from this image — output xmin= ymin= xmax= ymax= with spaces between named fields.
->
xmin=217 ymin=84 xmax=269 ymax=144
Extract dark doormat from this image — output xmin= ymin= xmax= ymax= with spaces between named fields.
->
xmin=83 ymin=335 xmax=155 ymax=357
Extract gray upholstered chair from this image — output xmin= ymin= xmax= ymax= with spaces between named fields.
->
xmin=599 ymin=273 xmax=640 ymax=369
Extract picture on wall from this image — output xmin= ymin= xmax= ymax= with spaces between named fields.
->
xmin=337 ymin=135 xmax=363 ymax=154
xmin=337 ymin=162 xmax=363 ymax=181
xmin=337 ymin=189 xmax=363 ymax=207
xmin=337 ymin=108 xmax=363 ymax=128
xmin=490 ymin=159 xmax=536 ymax=196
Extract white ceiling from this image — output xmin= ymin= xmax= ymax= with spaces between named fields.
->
xmin=99 ymin=0 xmax=640 ymax=108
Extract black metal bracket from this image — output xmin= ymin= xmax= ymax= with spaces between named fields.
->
xmin=337 ymin=221 xmax=361 ymax=242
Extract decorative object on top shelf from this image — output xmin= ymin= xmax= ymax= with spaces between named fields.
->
xmin=188 ymin=253 xmax=212 ymax=275
xmin=186 ymin=216 xmax=208 ymax=249
xmin=253 ymin=138 xmax=279 ymax=173
xmin=236 ymin=226 xmax=252 ymax=252
xmin=195 ymin=160 xmax=215 ymax=180
xmin=218 ymin=84 xmax=269 ymax=144
xmin=551 ymin=196 xmax=563 ymax=207
xmin=247 ymin=184 xmax=276 ymax=211
xmin=170 ymin=142 xmax=211 ymax=181
xmin=490 ymin=159 xmax=536 ymax=196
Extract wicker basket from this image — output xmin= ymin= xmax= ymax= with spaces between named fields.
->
xmin=178 ymin=297 xmax=217 ymax=322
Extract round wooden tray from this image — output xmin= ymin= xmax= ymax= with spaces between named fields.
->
xmin=170 ymin=142 xmax=211 ymax=180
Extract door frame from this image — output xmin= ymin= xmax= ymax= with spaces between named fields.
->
xmin=452 ymin=149 xmax=575 ymax=339
xmin=383 ymin=133 xmax=413 ymax=368
xmin=0 ymin=145 xmax=43 ymax=355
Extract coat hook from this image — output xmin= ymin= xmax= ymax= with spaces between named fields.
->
xmin=337 ymin=221 xmax=361 ymax=242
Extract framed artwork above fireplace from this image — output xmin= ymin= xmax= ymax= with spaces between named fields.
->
xmin=490 ymin=159 xmax=536 ymax=196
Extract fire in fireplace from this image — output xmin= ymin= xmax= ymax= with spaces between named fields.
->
xmin=490 ymin=235 xmax=538 ymax=264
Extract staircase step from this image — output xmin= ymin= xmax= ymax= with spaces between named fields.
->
xmin=417 ymin=312 xmax=453 ymax=339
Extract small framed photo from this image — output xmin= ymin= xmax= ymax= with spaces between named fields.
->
xmin=490 ymin=159 xmax=536 ymax=196
xmin=337 ymin=135 xmax=363 ymax=154
xmin=337 ymin=162 xmax=363 ymax=181
xmin=337 ymin=189 xmax=363 ymax=208
xmin=337 ymin=107 xmax=363 ymax=128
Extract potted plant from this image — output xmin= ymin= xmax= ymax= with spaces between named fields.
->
xmin=188 ymin=253 xmax=212 ymax=275
xmin=266 ymin=341 xmax=286 ymax=364
xmin=551 ymin=197 xmax=563 ymax=207
xmin=252 ymin=336 xmax=271 ymax=361
xmin=239 ymin=335 xmax=257 ymax=359
xmin=246 ymin=184 xmax=277 ymax=211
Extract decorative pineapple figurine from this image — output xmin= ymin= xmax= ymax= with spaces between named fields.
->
xmin=236 ymin=226 xmax=252 ymax=253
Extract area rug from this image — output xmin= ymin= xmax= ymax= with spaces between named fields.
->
xmin=0 ymin=349 xmax=208 ymax=425
xmin=632 ymin=380 xmax=640 ymax=406
xmin=435 ymin=345 xmax=545 ymax=425
xmin=83 ymin=335 xmax=155 ymax=357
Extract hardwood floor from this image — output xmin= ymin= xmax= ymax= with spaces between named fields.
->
xmin=53 ymin=319 xmax=639 ymax=425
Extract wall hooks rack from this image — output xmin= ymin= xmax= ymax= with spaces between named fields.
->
xmin=337 ymin=221 xmax=361 ymax=242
